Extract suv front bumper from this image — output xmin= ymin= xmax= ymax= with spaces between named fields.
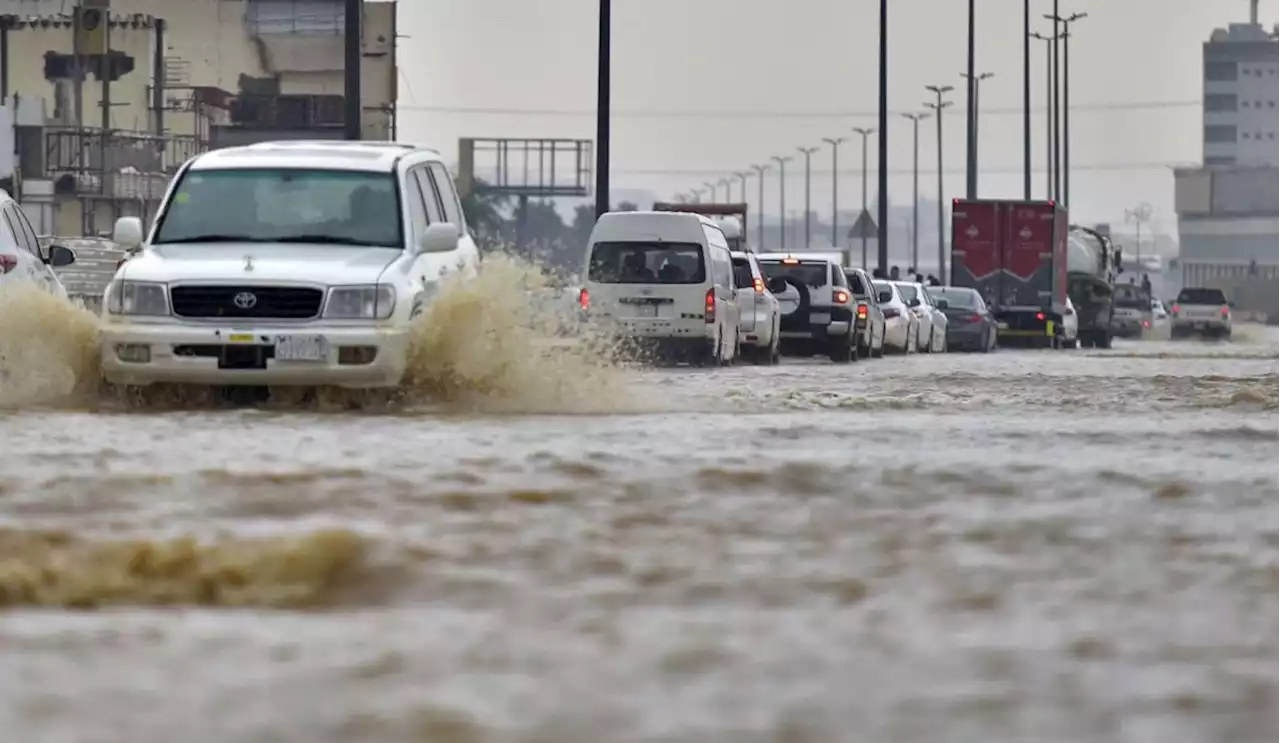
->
xmin=100 ymin=320 xmax=412 ymax=388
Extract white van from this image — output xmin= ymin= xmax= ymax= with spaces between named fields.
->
xmin=581 ymin=211 xmax=741 ymax=365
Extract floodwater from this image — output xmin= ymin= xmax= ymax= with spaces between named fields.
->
xmin=0 ymin=266 xmax=1276 ymax=743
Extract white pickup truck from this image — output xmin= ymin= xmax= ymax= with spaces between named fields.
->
xmin=1170 ymin=287 xmax=1232 ymax=340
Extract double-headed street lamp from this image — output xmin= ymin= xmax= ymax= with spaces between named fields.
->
xmin=1030 ymin=30 xmax=1063 ymax=199
xmin=851 ymin=127 xmax=875 ymax=269
xmin=961 ymin=71 xmax=994 ymax=198
xmin=797 ymin=145 xmax=820 ymax=248
xmin=901 ymin=112 xmax=930 ymax=271
xmin=821 ymin=136 xmax=847 ymax=248
xmin=925 ymin=84 xmax=954 ymax=284
xmin=735 ymin=172 xmax=749 ymax=202
xmin=751 ymin=163 xmax=769 ymax=247
xmin=771 ymin=155 xmax=793 ymax=251
xmin=1047 ymin=10 xmax=1086 ymax=208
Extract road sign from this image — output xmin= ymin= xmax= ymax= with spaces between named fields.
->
xmin=846 ymin=209 xmax=877 ymax=240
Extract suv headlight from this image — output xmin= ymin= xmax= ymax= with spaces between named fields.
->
xmin=324 ymin=285 xmax=396 ymax=320
xmin=105 ymin=280 xmax=169 ymax=316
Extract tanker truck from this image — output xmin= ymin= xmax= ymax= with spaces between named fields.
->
xmin=1066 ymin=224 xmax=1123 ymax=348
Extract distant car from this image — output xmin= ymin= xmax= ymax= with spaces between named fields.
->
xmin=844 ymin=267 xmax=885 ymax=358
xmin=1061 ymin=295 xmax=1079 ymax=348
xmin=925 ymin=285 xmax=997 ymax=352
xmin=893 ymin=280 xmax=946 ymax=353
xmin=731 ymin=250 xmax=781 ymax=364
xmin=872 ymin=279 xmax=918 ymax=354
xmin=1170 ymin=286 xmax=1232 ymax=340
xmin=0 ymin=192 xmax=77 ymax=298
xmin=1111 ymin=283 xmax=1154 ymax=338
xmin=758 ymin=253 xmax=859 ymax=362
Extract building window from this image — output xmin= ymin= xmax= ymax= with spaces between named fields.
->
xmin=1205 ymin=124 xmax=1237 ymax=142
xmin=1205 ymin=61 xmax=1238 ymax=81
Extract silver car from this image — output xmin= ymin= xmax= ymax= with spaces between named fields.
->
xmin=730 ymin=250 xmax=781 ymax=363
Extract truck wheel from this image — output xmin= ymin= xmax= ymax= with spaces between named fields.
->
xmin=1095 ymin=331 xmax=1112 ymax=349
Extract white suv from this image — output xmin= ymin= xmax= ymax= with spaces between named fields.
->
xmin=99 ymin=140 xmax=480 ymax=389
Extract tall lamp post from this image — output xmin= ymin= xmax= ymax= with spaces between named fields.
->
xmin=821 ymin=136 xmax=847 ymax=249
xmin=1022 ymin=0 xmax=1032 ymax=199
xmin=593 ymin=0 xmax=611 ymax=218
xmin=1048 ymin=11 xmax=1087 ymax=208
xmin=925 ymin=84 xmax=954 ymax=283
xmin=719 ymin=177 xmax=733 ymax=204
xmin=1031 ymin=31 xmax=1060 ymax=199
xmin=876 ymin=0 xmax=889 ymax=272
xmin=735 ymin=172 xmax=749 ymax=202
xmin=771 ymin=155 xmax=793 ymax=251
xmin=901 ymin=112 xmax=930 ymax=272
xmin=851 ymin=127 xmax=875 ymax=269
xmin=960 ymin=71 xmax=994 ymax=197
xmin=692 ymin=187 xmax=705 ymax=204
xmin=704 ymin=181 xmax=718 ymax=203
xmin=751 ymin=163 xmax=769 ymax=248
xmin=797 ymin=145 xmax=819 ymax=248
xmin=964 ymin=0 xmax=976 ymax=199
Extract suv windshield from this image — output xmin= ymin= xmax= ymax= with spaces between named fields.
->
xmin=588 ymin=241 xmax=706 ymax=284
xmin=152 ymin=168 xmax=403 ymax=247
xmin=926 ymin=287 xmax=978 ymax=308
xmin=759 ymin=260 xmax=829 ymax=288
xmin=1113 ymin=284 xmax=1152 ymax=308
xmin=1176 ymin=287 xmax=1227 ymax=305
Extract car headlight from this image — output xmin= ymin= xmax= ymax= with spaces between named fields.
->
xmin=105 ymin=280 xmax=169 ymax=316
xmin=324 ymin=285 xmax=396 ymax=320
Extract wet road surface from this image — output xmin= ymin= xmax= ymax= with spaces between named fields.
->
xmin=0 ymin=325 xmax=1276 ymax=743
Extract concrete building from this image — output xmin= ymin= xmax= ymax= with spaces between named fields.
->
xmin=1172 ymin=0 xmax=1279 ymax=321
xmin=0 ymin=0 xmax=397 ymax=236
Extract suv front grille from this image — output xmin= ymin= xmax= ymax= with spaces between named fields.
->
xmin=170 ymin=285 xmax=324 ymax=319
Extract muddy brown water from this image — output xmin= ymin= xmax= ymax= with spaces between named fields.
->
xmin=0 ymin=273 xmax=1275 ymax=742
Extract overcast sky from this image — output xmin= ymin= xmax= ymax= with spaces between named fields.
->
xmin=397 ymin=0 xmax=1277 ymax=233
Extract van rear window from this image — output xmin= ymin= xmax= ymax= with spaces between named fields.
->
xmin=759 ymin=260 xmax=829 ymax=288
xmin=731 ymin=257 xmax=755 ymax=289
xmin=588 ymin=241 xmax=706 ymax=284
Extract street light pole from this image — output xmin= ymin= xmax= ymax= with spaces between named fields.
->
xmin=876 ymin=0 xmax=889 ymax=272
xmin=692 ymin=188 xmax=704 ymax=204
xmin=735 ymin=172 xmax=748 ymax=202
xmin=1051 ymin=12 xmax=1086 ymax=209
xmin=771 ymin=155 xmax=792 ymax=251
xmin=1022 ymin=0 xmax=1032 ymax=199
xmin=1047 ymin=2 xmax=1061 ymax=202
xmin=852 ymin=127 xmax=875 ymax=269
xmin=822 ymin=137 xmax=847 ymax=249
xmin=964 ymin=0 xmax=976 ymax=199
xmin=593 ymin=0 xmax=611 ymax=218
xmin=901 ymin=112 xmax=930 ymax=272
xmin=751 ymin=163 xmax=769 ymax=248
xmin=960 ymin=71 xmax=994 ymax=197
xmin=1031 ymin=32 xmax=1059 ymax=199
xmin=704 ymin=181 xmax=717 ymax=203
xmin=797 ymin=146 xmax=819 ymax=248
xmin=925 ymin=84 xmax=954 ymax=283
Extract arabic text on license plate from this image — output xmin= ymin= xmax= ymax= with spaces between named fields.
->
xmin=810 ymin=312 xmax=831 ymax=324
xmin=274 ymin=335 xmax=327 ymax=361
xmin=634 ymin=303 xmax=657 ymax=318
xmin=997 ymin=321 xmax=1009 ymax=330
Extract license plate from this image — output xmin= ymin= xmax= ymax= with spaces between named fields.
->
xmin=227 ymin=333 xmax=256 ymax=344
xmin=997 ymin=321 xmax=1009 ymax=330
xmin=810 ymin=312 xmax=831 ymax=324
xmin=633 ymin=303 xmax=658 ymax=318
xmin=273 ymin=335 xmax=327 ymax=361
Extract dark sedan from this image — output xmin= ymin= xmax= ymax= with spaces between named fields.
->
xmin=925 ymin=286 xmax=998 ymax=352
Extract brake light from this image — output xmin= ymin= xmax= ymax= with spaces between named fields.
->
xmin=781 ymin=257 xmax=799 ymax=265
xmin=967 ymin=313 xmax=983 ymax=323
xmin=752 ymin=277 xmax=764 ymax=293
xmin=578 ymin=287 xmax=590 ymax=311
xmin=833 ymin=289 xmax=850 ymax=304
xmin=1143 ymin=320 xmax=1151 ymax=328
xmin=1035 ymin=312 xmax=1046 ymax=321
xmin=856 ymin=303 xmax=868 ymax=319
xmin=0 ymin=254 xmax=16 ymax=274
xmin=1220 ymin=305 xmax=1230 ymax=316
xmin=1170 ymin=304 xmax=1180 ymax=315
xmin=704 ymin=288 xmax=716 ymax=323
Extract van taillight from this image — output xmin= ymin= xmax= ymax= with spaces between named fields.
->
xmin=752 ymin=277 xmax=764 ymax=293
xmin=704 ymin=288 xmax=716 ymax=323
xmin=578 ymin=288 xmax=590 ymax=311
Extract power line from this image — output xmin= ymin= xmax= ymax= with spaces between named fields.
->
xmin=399 ymin=99 xmax=1199 ymax=120
xmin=612 ymin=161 xmax=1192 ymax=177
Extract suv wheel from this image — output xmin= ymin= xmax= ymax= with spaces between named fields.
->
xmin=828 ymin=332 xmax=853 ymax=363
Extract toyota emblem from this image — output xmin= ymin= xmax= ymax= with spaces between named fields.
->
xmin=233 ymin=291 xmax=258 ymax=309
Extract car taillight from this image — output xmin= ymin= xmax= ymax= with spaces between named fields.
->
xmin=0 ymin=254 xmax=16 ymax=273
xmin=883 ymin=308 xmax=899 ymax=319
xmin=704 ymin=288 xmax=716 ymax=323
xmin=1170 ymin=304 xmax=1180 ymax=315
xmin=856 ymin=303 xmax=868 ymax=318
xmin=967 ymin=313 xmax=983 ymax=323
xmin=578 ymin=288 xmax=590 ymax=311
xmin=1220 ymin=305 xmax=1230 ymax=316
xmin=752 ymin=277 xmax=764 ymax=293
xmin=833 ymin=289 xmax=850 ymax=304
xmin=1143 ymin=320 xmax=1151 ymax=328
xmin=1035 ymin=312 xmax=1046 ymax=321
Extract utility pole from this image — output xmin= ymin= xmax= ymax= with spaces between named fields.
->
xmin=751 ymin=164 xmax=770 ymax=247
xmin=719 ymin=177 xmax=733 ymax=204
xmin=797 ymin=145 xmax=819 ymax=248
xmin=822 ymin=136 xmax=846 ymax=249
xmin=876 ymin=0 xmax=889 ymax=272
xmin=1031 ymin=31 xmax=1059 ymax=200
xmin=925 ymin=84 xmax=954 ymax=283
xmin=1125 ymin=203 xmax=1152 ymax=267
xmin=1049 ymin=12 xmax=1087 ymax=209
xmin=1022 ymin=0 xmax=1032 ymax=199
xmin=771 ymin=155 xmax=792 ymax=251
xmin=593 ymin=0 xmax=611 ymax=218
xmin=964 ymin=0 xmax=976 ymax=199
xmin=852 ymin=127 xmax=875 ymax=269
xmin=735 ymin=172 xmax=748 ymax=202
xmin=960 ymin=71 xmax=993 ymax=197
xmin=901 ymin=112 xmax=930 ymax=272
xmin=343 ymin=0 xmax=362 ymax=140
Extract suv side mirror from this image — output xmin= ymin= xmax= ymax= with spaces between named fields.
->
xmin=419 ymin=223 xmax=459 ymax=253
xmin=113 ymin=216 xmax=144 ymax=250
xmin=45 ymin=243 xmax=77 ymax=267
xmin=766 ymin=277 xmax=788 ymax=295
